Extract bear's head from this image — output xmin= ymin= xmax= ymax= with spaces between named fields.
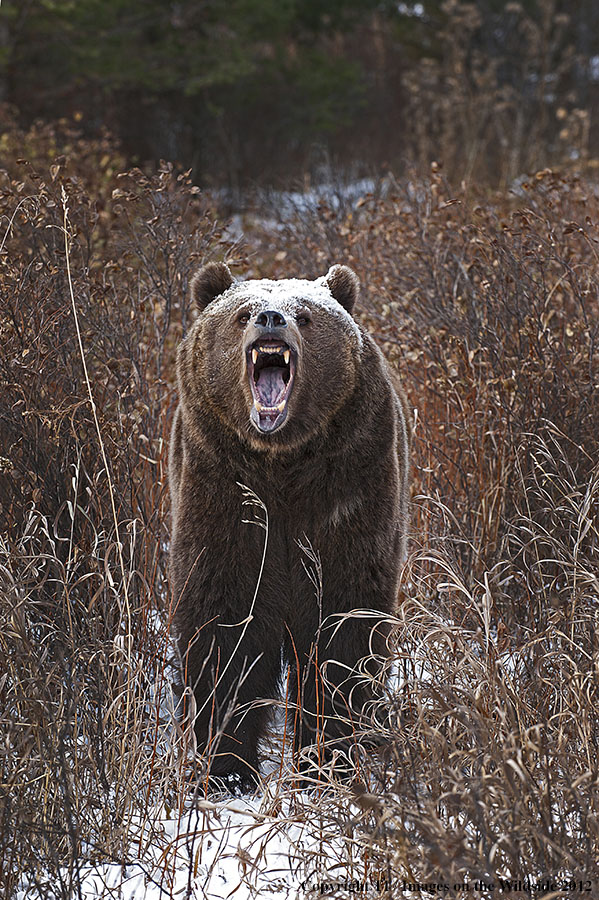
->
xmin=177 ymin=263 xmax=363 ymax=451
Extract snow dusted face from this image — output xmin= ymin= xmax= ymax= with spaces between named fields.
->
xmin=179 ymin=264 xmax=363 ymax=451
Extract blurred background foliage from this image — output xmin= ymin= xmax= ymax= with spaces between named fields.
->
xmin=2 ymin=0 xmax=599 ymax=192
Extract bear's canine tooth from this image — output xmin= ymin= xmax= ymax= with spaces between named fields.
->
xmin=283 ymin=350 xmax=290 ymax=364
xmin=254 ymin=400 xmax=263 ymax=411
xmin=252 ymin=349 xmax=258 ymax=364
xmin=276 ymin=401 xmax=286 ymax=412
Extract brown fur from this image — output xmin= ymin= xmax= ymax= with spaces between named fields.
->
xmin=169 ymin=264 xmax=410 ymax=787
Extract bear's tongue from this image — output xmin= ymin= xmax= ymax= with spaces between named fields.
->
xmin=255 ymin=366 xmax=286 ymax=407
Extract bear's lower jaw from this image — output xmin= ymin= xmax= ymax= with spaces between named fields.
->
xmin=249 ymin=399 xmax=289 ymax=433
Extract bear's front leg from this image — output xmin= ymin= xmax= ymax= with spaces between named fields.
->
xmin=284 ymin=518 xmax=398 ymax=774
xmin=178 ymin=608 xmax=282 ymax=790
xmin=288 ymin=613 xmax=389 ymax=766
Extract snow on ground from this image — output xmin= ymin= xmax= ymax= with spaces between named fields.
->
xmin=16 ymin=784 xmax=353 ymax=899
xmin=15 ymin=697 xmax=369 ymax=900
xmin=65 ymin=794 xmax=317 ymax=899
xmin=221 ymin=175 xmax=391 ymax=242
xmin=29 ymin=773 xmax=383 ymax=900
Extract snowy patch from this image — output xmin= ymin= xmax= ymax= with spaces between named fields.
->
xmin=16 ymin=787 xmax=370 ymax=900
xmin=201 ymin=275 xmax=364 ymax=347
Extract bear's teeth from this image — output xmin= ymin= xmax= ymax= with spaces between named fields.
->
xmin=254 ymin=399 xmax=286 ymax=414
xmin=283 ymin=350 xmax=290 ymax=364
xmin=252 ymin=349 xmax=258 ymax=364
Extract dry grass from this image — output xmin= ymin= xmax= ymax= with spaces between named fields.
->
xmin=1 ymin=117 xmax=598 ymax=897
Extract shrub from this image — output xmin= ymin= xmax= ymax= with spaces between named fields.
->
xmin=0 ymin=117 xmax=233 ymax=896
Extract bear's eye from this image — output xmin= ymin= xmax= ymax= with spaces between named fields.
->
xmin=238 ymin=312 xmax=250 ymax=326
xmin=297 ymin=314 xmax=311 ymax=327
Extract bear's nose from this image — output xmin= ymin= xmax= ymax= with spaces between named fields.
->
xmin=255 ymin=310 xmax=287 ymax=329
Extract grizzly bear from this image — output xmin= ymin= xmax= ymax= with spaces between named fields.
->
xmin=169 ymin=262 xmax=410 ymax=788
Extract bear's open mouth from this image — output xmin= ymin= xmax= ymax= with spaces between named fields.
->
xmin=246 ymin=339 xmax=296 ymax=433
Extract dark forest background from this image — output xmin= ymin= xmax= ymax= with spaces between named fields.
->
xmin=3 ymin=0 xmax=599 ymax=193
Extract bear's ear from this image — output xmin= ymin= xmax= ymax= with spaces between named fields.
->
xmin=191 ymin=262 xmax=234 ymax=311
xmin=325 ymin=264 xmax=360 ymax=314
